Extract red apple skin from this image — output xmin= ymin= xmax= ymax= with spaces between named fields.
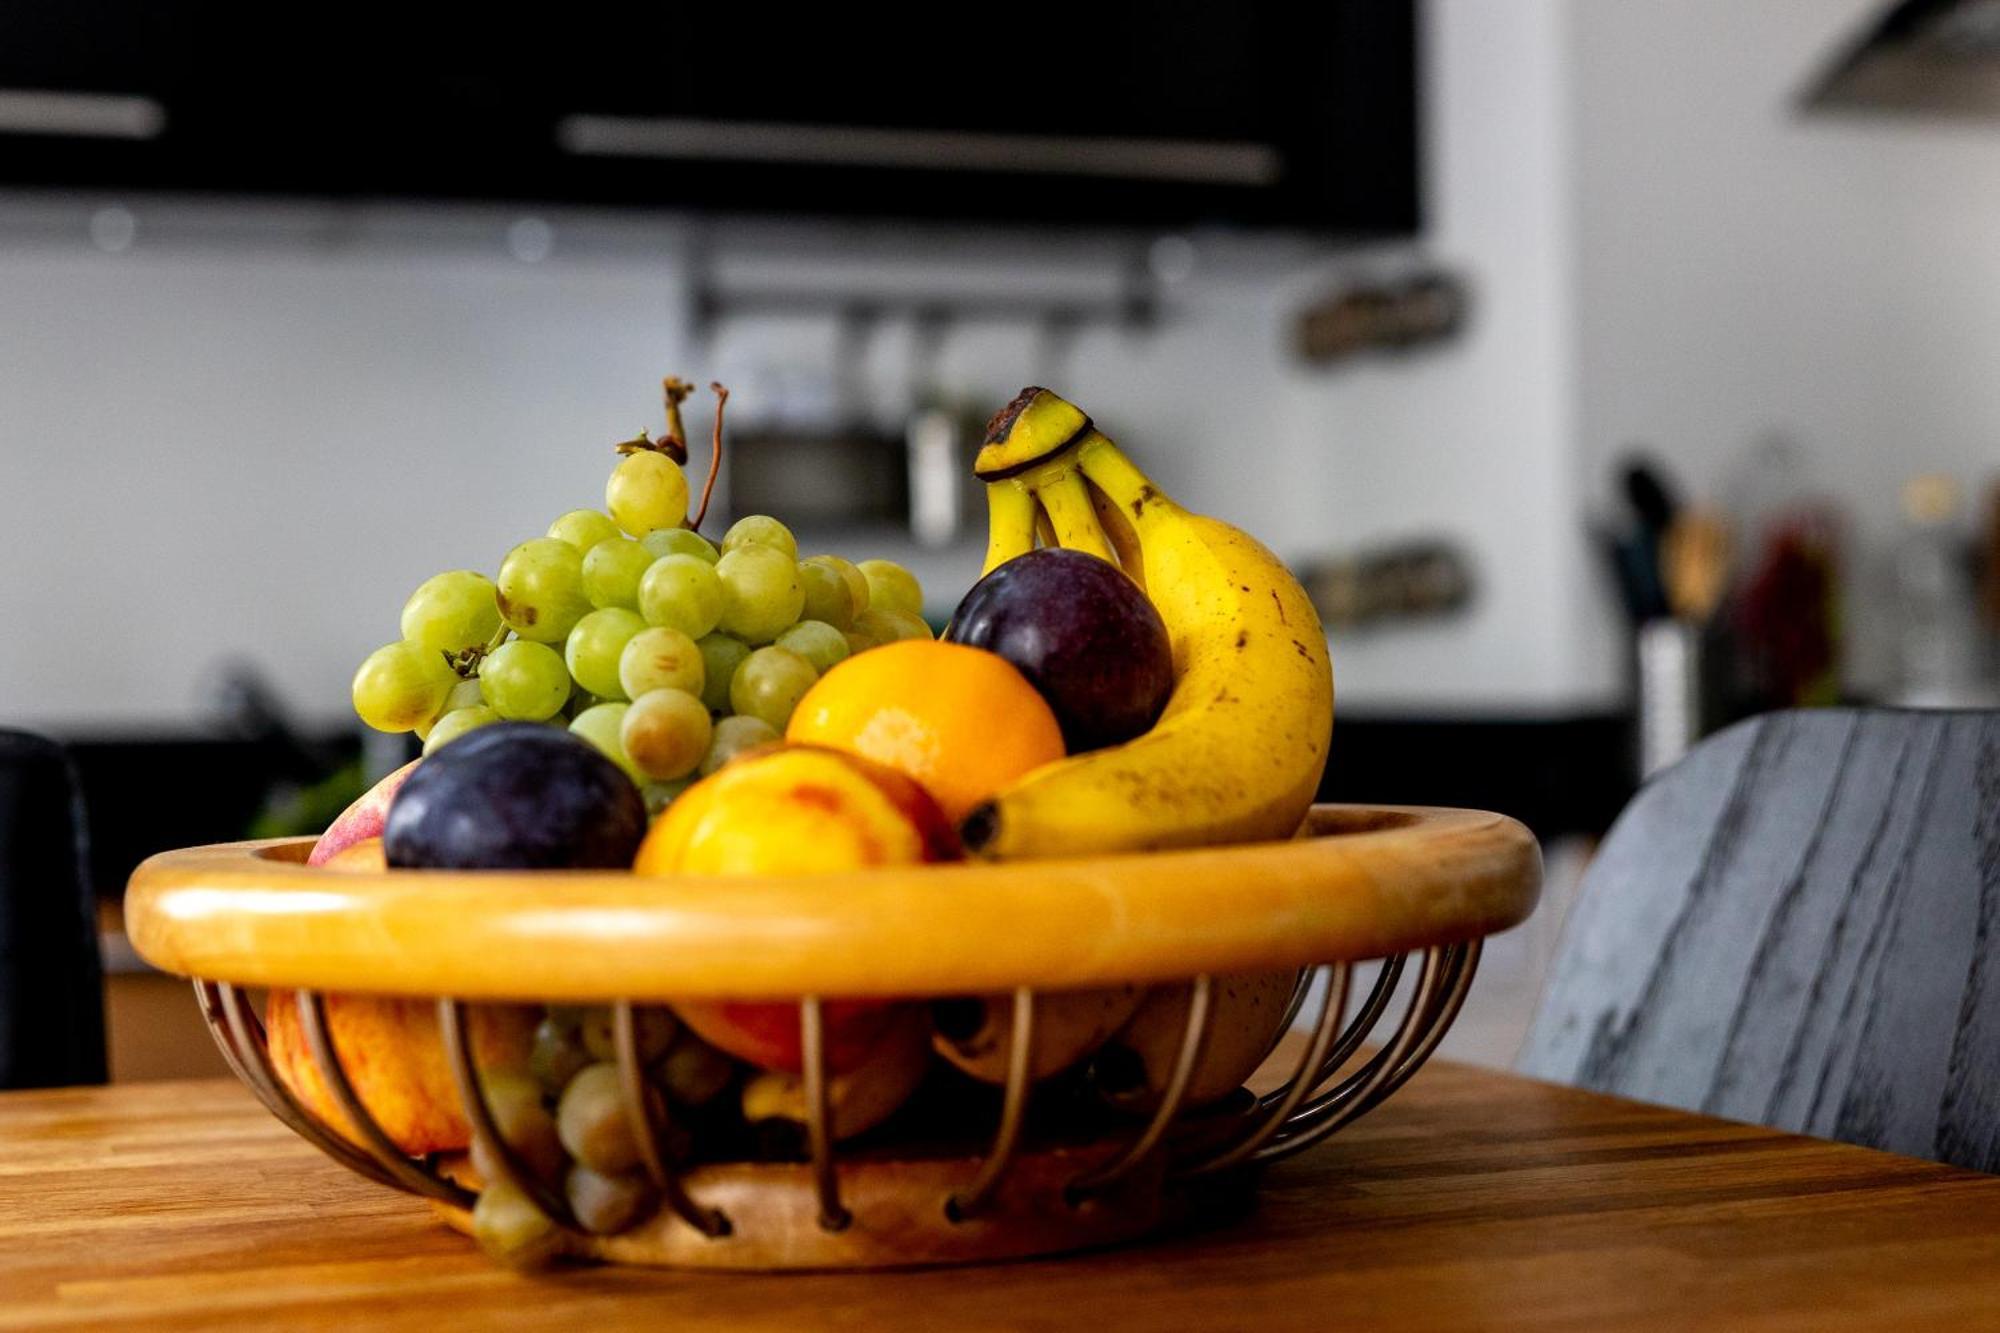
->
xmin=308 ymin=760 xmax=418 ymax=866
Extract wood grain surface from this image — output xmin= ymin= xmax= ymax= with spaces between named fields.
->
xmin=4 ymin=1064 xmax=1998 ymax=1329
xmin=122 ymin=806 xmax=1540 ymax=1000
xmin=1520 ymin=708 xmax=2000 ymax=1173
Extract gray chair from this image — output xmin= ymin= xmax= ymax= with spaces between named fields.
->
xmin=1519 ymin=708 xmax=2000 ymax=1173
xmin=0 ymin=731 xmax=106 ymax=1087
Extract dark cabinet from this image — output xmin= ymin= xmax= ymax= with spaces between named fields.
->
xmin=0 ymin=2 xmax=1418 ymax=232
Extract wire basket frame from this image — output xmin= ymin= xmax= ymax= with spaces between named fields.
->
xmin=190 ymin=940 xmax=1480 ymax=1264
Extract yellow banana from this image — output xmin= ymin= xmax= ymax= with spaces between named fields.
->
xmin=963 ymin=388 xmax=1333 ymax=859
xmin=930 ymin=984 xmax=1147 ymax=1084
xmin=1092 ymin=969 xmax=1301 ymax=1112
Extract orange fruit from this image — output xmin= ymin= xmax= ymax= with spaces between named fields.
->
xmin=785 ymin=640 xmax=1065 ymax=824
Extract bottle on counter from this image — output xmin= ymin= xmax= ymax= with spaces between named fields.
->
xmin=1889 ymin=475 xmax=1987 ymax=708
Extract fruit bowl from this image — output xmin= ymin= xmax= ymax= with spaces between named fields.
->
xmin=125 ymin=803 xmax=1539 ymax=1272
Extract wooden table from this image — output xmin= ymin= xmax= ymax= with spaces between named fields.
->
xmin=3 ymin=1062 xmax=1997 ymax=1331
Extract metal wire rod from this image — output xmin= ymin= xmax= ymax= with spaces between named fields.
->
xmin=612 ymin=1001 xmax=730 ymax=1237
xmin=1178 ymin=962 xmax=1352 ymax=1177
xmin=800 ymin=997 xmax=852 ymax=1231
xmin=206 ymin=981 xmax=406 ymax=1192
xmin=948 ymin=987 xmax=1037 ymax=1221
xmin=1067 ymin=975 xmax=1214 ymax=1199
xmin=1255 ymin=947 xmax=1448 ymax=1165
xmin=436 ymin=998 xmax=573 ymax=1225
xmin=297 ymin=990 xmax=474 ymax=1206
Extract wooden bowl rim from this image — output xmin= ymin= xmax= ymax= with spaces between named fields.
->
xmin=123 ymin=803 xmax=1540 ymax=1000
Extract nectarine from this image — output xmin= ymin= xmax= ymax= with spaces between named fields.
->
xmin=308 ymin=761 xmax=418 ymax=866
xmin=266 ymin=992 xmax=536 ymax=1156
xmin=633 ymin=744 xmax=956 ymax=1073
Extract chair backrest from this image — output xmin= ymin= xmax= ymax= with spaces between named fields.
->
xmin=0 ymin=731 xmax=106 ymax=1087
xmin=1519 ymin=708 xmax=2000 ymax=1174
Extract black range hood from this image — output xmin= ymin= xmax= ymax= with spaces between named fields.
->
xmin=1806 ymin=0 xmax=2000 ymax=117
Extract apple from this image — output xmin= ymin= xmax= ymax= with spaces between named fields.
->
xmin=307 ymin=760 xmax=419 ymax=866
xmin=633 ymin=743 xmax=957 ymax=1073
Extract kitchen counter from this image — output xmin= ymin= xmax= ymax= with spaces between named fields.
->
xmin=4 ymin=1060 xmax=1998 ymax=1328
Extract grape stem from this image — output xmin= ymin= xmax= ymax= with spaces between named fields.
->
xmin=448 ymin=623 xmax=512 ymax=679
xmin=659 ymin=377 xmax=693 ymax=465
xmin=692 ymin=381 xmax=728 ymax=532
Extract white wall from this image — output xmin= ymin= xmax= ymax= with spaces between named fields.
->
xmin=1284 ymin=0 xmax=1610 ymax=714
xmin=0 ymin=0 xmax=1605 ymax=733
xmin=1569 ymin=0 xmax=2000 ymax=692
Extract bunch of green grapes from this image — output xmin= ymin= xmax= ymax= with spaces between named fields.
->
xmin=349 ymin=443 xmax=932 ymax=817
xmin=470 ymin=1005 xmax=742 ymax=1263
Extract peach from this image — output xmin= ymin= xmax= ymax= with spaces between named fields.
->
xmin=265 ymin=992 xmax=536 ymax=1155
xmin=273 ymin=823 xmax=532 ymax=1155
xmin=321 ymin=836 xmax=387 ymax=871
xmin=633 ymin=744 xmax=957 ymax=1073
xmin=308 ymin=760 xmax=419 ymax=866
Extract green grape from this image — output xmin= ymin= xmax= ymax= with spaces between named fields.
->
xmin=579 ymin=1005 xmax=679 ymax=1063
xmin=581 ymin=537 xmax=654 ymax=610
xmin=414 ymin=677 xmax=483 ymax=743
xmin=564 ymin=607 xmax=646 ymax=700
xmin=424 ymin=705 xmax=500 ymax=754
xmin=653 ymin=1034 xmax=737 ymax=1107
xmin=531 ymin=1016 xmax=590 ymax=1095
xmin=696 ymin=634 xmax=751 ymax=713
xmin=570 ymin=702 xmax=643 ymax=784
xmin=642 ymin=527 xmax=719 ymax=565
xmin=547 ymin=508 xmax=622 ymax=555
xmin=556 ymin=1062 xmax=642 ymax=1174
xmin=805 ymin=555 xmax=869 ymax=615
xmin=775 ymin=620 xmax=851 ymax=675
xmin=638 ymin=554 xmax=725 ymax=639
xmin=618 ymin=626 xmax=704 ymax=700
xmin=701 ymin=714 xmax=779 ymax=775
xmin=621 ymin=688 xmax=712 ymax=781
xmin=400 ymin=571 xmax=501 ymax=656
xmin=641 ymin=776 xmax=695 ymax=817
xmin=853 ymin=607 xmax=931 ymax=646
xmin=471 ymin=1179 xmax=560 ymax=1269
xmin=715 ymin=545 xmax=804 ymax=644
xmin=443 ymin=677 xmax=486 ymax=712
xmin=721 ymin=514 xmax=799 ymax=560
xmin=891 ymin=610 xmax=935 ymax=641
xmin=496 ymin=537 xmax=590 ymax=643
xmin=472 ymin=1069 xmax=565 ymax=1188
xmin=606 ymin=451 xmax=689 ymax=536
xmin=480 ymin=640 xmax=571 ymax=721
xmin=796 ymin=560 xmax=855 ymax=630
xmin=857 ymin=559 xmax=923 ymax=617
xmin=352 ymin=641 xmax=457 ymax=733
xmin=566 ymin=1163 xmax=655 ymax=1236
xmin=730 ymin=646 xmax=818 ymax=731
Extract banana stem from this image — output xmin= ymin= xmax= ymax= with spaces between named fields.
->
xmin=1085 ymin=475 xmax=1147 ymax=591
xmin=1075 ymin=437 xmax=1173 ymax=524
xmin=1033 ymin=470 xmax=1117 ymax=564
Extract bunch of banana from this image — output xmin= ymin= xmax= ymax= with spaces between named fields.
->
xmin=1090 ymin=970 xmax=1300 ymax=1113
xmin=931 ymin=984 xmax=1147 ymax=1084
xmin=963 ymin=388 xmax=1334 ymax=859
